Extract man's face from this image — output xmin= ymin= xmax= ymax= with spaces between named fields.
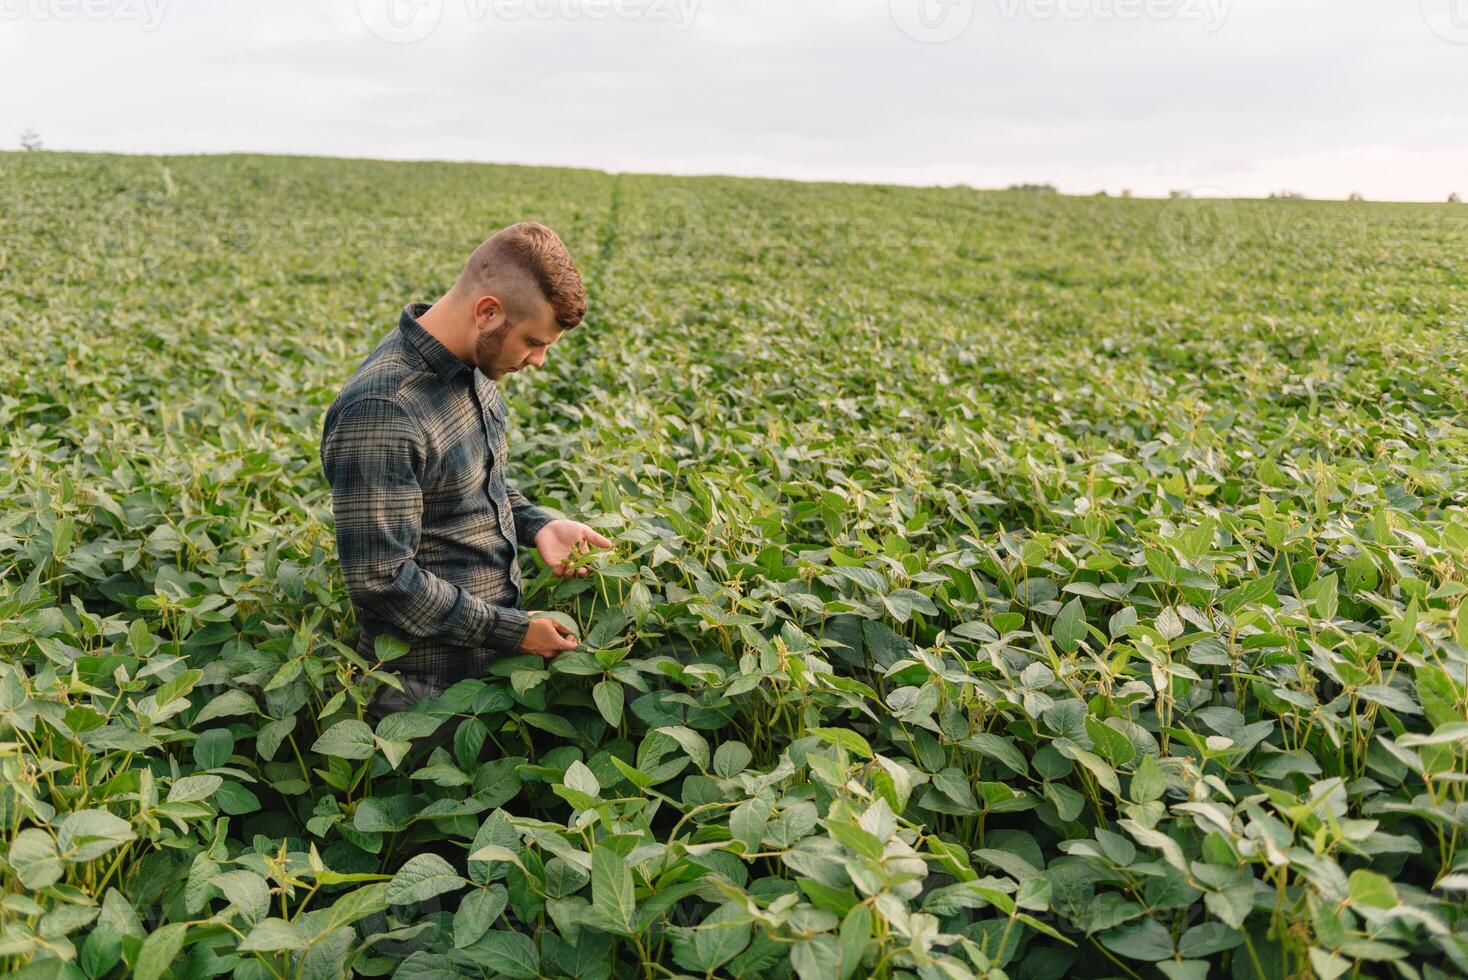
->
xmin=472 ymin=295 xmax=563 ymax=380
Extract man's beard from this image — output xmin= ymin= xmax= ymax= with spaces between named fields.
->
xmin=473 ymin=321 xmax=511 ymax=375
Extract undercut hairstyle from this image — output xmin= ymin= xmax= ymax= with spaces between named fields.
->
xmin=454 ymin=222 xmax=587 ymax=330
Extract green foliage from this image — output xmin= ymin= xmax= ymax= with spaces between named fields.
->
xmin=1 ymin=151 xmax=1467 ymax=978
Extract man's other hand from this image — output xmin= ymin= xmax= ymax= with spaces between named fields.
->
xmin=533 ymin=519 xmax=614 ymax=578
xmin=519 ymin=613 xmax=579 ymax=658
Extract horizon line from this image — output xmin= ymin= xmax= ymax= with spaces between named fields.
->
xmin=4 ymin=144 xmax=1464 ymax=207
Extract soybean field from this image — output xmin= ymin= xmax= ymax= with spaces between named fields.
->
xmin=2 ymin=151 xmax=1467 ymax=980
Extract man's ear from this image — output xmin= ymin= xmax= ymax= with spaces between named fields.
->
xmin=473 ymin=294 xmax=506 ymax=328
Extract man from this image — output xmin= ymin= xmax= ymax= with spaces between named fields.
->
xmin=320 ymin=222 xmax=612 ymax=715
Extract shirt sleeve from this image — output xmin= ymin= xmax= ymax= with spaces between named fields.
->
xmin=321 ymin=397 xmax=530 ymax=655
xmin=507 ymin=484 xmax=556 ymax=549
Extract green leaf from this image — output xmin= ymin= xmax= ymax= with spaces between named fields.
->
xmin=98 ymin=889 xmax=145 ymax=941
xmin=1130 ymin=753 xmax=1166 ymax=803
xmin=592 ymin=845 xmax=635 ymax=933
xmin=1053 ymin=738 xmax=1120 ymax=797
xmin=530 ymin=610 xmax=579 ymax=635
xmin=192 ymin=729 xmax=235 ymax=769
xmin=1391 ymin=597 xmax=1419 ymax=650
xmin=1100 ymin=918 xmax=1174 ymax=961
xmin=154 ymin=669 xmax=202 ymax=709
xmin=713 ymin=740 xmax=753 ymax=777
xmin=1108 ymin=605 xmax=1138 ymax=638
xmin=8 ymin=828 xmax=62 ymax=889
xmin=1085 ymin=717 xmax=1136 ymax=767
xmin=1347 ymin=869 xmax=1399 ymax=910
xmin=167 ymin=774 xmax=222 ymax=803
xmin=375 ymin=712 xmax=446 ymax=742
xmin=654 ymin=725 xmax=710 ymax=770
xmin=828 ymin=820 xmax=885 ymax=861
xmin=1357 ymin=683 xmax=1420 ymax=716
xmin=374 ymin=634 xmax=411 ymax=662
xmin=1154 ymin=606 xmax=1184 ymax=641
xmin=730 ymin=796 xmax=773 ymax=855
xmin=216 ymin=781 xmax=261 ymax=815
xmin=193 ymin=689 xmax=256 ymax=724
xmin=973 ymin=847 xmax=1040 ymax=881
xmin=1052 ymin=596 xmax=1087 ymax=652
xmin=1178 ymin=922 xmax=1245 ymax=957
xmin=1309 ymin=948 xmax=1352 ymax=980
xmin=312 ymin=720 xmax=377 ymax=760
xmin=454 ymin=886 xmax=508 ymax=949
xmin=790 ymin=935 xmax=839 ymax=980
xmin=673 ymin=903 xmax=751 ymax=973
xmin=212 ymin=869 xmax=270 ymax=925
xmin=57 ymin=809 xmax=135 ymax=863
xmin=1156 ymin=961 xmax=1210 ymax=980
xmin=134 ymin=922 xmax=188 ymax=980
xmin=387 ymin=853 xmax=468 ymax=906
xmin=586 ymin=609 xmax=629 ymax=649
xmin=808 ymin=726 xmax=873 ymax=759
xmin=468 ymin=811 xmax=521 ymax=885
xmin=563 ymin=759 xmax=601 ymax=799
xmin=462 ymin=930 xmax=540 ymax=978
xmin=81 ymin=924 xmax=123 ymax=978
xmin=932 ymin=767 xmax=978 ymax=810
xmin=300 ymin=927 xmax=355 ymax=980
xmin=520 ymin=711 xmax=578 ymax=738
xmin=1204 ymin=881 xmax=1254 ymax=930
xmin=313 ymin=883 xmax=390 ymax=936
xmin=838 ymin=903 xmax=871 ymax=979
xmin=392 ymin=952 xmax=463 ymax=979
xmin=1302 ymin=573 xmax=1339 ymax=621
xmin=960 ymin=732 xmax=1027 ymax=776
xmin=238 ymin=918 xmax=308 ymax=952
xmin=1414 ymin=665 xmax=1461 ymax=730
xmin=1222 ymin=572 xmax=1277 ymax=613
xmin=593 ymin=680 xmax=624 ymax=727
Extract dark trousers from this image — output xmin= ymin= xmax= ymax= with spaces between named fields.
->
xmin=366 ymin=672 xmax=460 ymax=754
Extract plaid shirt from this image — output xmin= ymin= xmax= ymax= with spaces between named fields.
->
xmin=320 ymin=302 xmax=556 ymax=679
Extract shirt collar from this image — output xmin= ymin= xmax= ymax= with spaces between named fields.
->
xmin=400 ymin=302 xmax=471 ymax=383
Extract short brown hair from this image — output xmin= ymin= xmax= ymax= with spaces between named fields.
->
xmin=456 ymin=222 xmax=586 ymax=329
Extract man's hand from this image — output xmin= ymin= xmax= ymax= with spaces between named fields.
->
xmin=519 ymin=612 xmax=578 ymax=659
xmin=533 ymin=520 xmax=613 ymax=579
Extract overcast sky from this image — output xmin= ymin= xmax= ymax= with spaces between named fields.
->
xmin=2 ymin=0 xmax=1465 ymax=200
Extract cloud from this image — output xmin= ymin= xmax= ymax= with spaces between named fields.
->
xmin=1 ymin=0 xmax=1464 ymax=200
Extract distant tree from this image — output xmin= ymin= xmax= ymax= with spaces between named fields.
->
xmin=1120 ymin=188 xmax=1133 ymax=198
xmin=1348 ymin=192 xmax=1365 ymax=202
xmin=1007 ymin=183 xmax=1057 ymax=193
xmin=1269 ymin=190 xmax=1306 ymax=200
xmin=19 ymin=128 xmax=42 ymax=151
xmin=1168 ymin=190 xmax=1192 ymax=199
xmin=1451 ymin=192 xmax=1463 ymax=204
xmin=1094 ymin=190 xmax=1109 ymax=197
